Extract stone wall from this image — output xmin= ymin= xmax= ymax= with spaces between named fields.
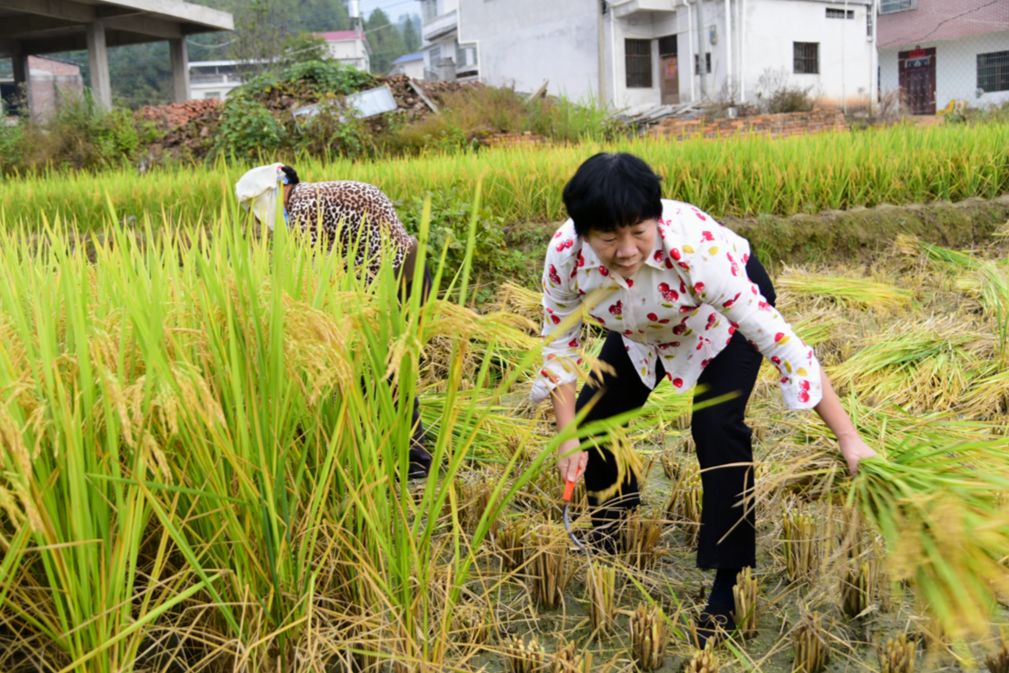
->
xmin=652 ymin=109 xmax=848 ymax=141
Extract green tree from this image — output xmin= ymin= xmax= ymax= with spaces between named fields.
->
xmin=401 ymin=15 xmax=421 ymax=54
xmin=365 ymin=8 xmax=407 ymax=74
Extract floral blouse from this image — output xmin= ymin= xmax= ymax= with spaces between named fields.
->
xmin=531 ymin=199 xmax=823 ymax=410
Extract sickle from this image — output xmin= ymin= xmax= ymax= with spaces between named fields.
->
xmin=562 ymin=479 xmax=585 ymax=551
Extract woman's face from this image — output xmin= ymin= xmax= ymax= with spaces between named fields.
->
xmin=585 ymin=219 xmax=657 ymax=279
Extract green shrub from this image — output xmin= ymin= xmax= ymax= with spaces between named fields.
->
xmin=290 ymin=97 xmax=374 ymax=159
xmin=213 ymin=97 xmax=285 ymax=160
xmin=231 ymin=59 xmax=375 ymax=103
xmin=6 ymin=96 xmax=152 ymax=172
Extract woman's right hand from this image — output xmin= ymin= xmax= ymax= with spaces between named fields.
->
xmin=557 ymin=438 xmax=587 ymax=483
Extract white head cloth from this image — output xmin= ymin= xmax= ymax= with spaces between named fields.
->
xmin=235 ymin=163 xmax=286 ymax=230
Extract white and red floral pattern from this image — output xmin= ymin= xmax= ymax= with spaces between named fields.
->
xmin=531 ymin=200 xmax=822 ymax=410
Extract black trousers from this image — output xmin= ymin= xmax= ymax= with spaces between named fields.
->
xmin=402 ymin=264 xmax=434 ymax=477
xmin=576 ymin=254 xmax=776 ymax=568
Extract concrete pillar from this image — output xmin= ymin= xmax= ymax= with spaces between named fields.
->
xmin=169 ymin=37 xmax=190 ymax=103
xmin=11 ymin=48 xmax=32 ymax=118
xmin=86 ymin=21 xmax=112 ymax=110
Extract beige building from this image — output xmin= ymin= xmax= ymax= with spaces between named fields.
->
xmin=1 ymin=56 xmax=85 ymax=119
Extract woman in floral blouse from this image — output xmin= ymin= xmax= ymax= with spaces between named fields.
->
xmin=532 ymin=153 xmax=876 ymax=643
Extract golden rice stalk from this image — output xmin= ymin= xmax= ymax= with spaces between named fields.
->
xmin=629 ymin=603 xmax=667 ymax=672
xmin=683 ymin=641 xmax=720 ymax=673
xmin=496 ymin=517 xmax=529 ymax=572
xmin=879 ymin=633 xmax=916 ymax=673
xmin=451 ymin=601 xmax=493 ymax=645
xmin=456 ymin=475 xmax=495 ymax=535
xmin=840 ymin=558 xmax=875 ymax=619
xmin=530 ymin=524 xmax=570 ymax=610
xmin=585 ymin=561 xmax=617 ymax=639
xmin=850 ymin=449 xmax=1009 ymax=638
xmin=659 ymin=452 xmax=683 ymax=482
xmin=791 ymin=612 xmax=830 ymax=673
xmin=621 ymin=510 xmax=663 ymax=569
xmin=493 ymin=281 xmax=543 ymax=325
xmin=776 ymin=269 xmax=913 ymax=310
xmin=504 ymin=636 xmax=546 ymax=673
xmin=986 ymin=641 xmax=1009 ymax=673
xmin=783 ymin=507 xmax=818 ymax=581
xmin=666 ymin=467 xmax=702 ymax=546
xmin=732 ymin=567 xmax=759 ymax=639
xmin=552 ymin=639 xmax=592 ymax=673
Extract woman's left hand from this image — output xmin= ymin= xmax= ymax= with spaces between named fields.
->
xmin=838 ymin=433 xmax=877 ymax=476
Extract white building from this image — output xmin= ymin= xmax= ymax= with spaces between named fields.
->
xmin=189 ymin=60 xmax=251 ymax=100
xmin=421 ymin=0 xmax=876 ymax=112
xmin=390 ymin=52 xmax=426 ymax=79
xmin=878 ymin=0 xmax=1009 ymax=115
xmin=419 ymin=0 xmax=478 ymax=81
xmin=317 ymin=31 xmax=371 ymax=73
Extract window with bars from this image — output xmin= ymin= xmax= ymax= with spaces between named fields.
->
xmin=826 ymin=8 xmax=854 ymax=19
xmin=693 ymin=52 xmax=712 ymax=74
xmin=793 ymin=42 xmax=819 ymax=74
xmin=880 ymin=0 xmax=915 ymax=14
xmin=978 ymin=50 xmax=1009 ymax=93
xmin=625 ymin=39 xmax=653 ymax=88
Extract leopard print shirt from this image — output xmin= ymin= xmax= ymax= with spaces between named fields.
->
xmin=285 ymin=180 xmax=415 ymax=275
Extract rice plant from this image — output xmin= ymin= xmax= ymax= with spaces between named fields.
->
xmin=783 ymin=505 xmax=818 ymax=581
xmin=629 ymin=603 xmax=667 ymax=672
xmin=504 ymin=636 xmax=546 ymax=673
xmin=529 ymin=523 xmax=571 ymax=610
xmin=684 ymin=642 xmax=720 ymax=673
xmin=733 ymin=566 xmax=759 ymax=639
xmin=552 ymin=639 xmax=592 ymax=673
xmin=584 ymin=561 xmax=617 ymax=638
xmin=879 ymin=633 xmax=916 ymax=673
xmin=791 ymin=612 xmax=830 ymax=673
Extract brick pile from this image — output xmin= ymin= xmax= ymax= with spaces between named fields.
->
xmin=652 ymin=109 xmax=847 ymax=140
xmin=136 ymin=99 xmax=223 ymax=131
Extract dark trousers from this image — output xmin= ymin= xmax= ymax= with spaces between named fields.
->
xmin=576 ymin=254 xmax=776 ymax=568
xmin=402 ymin=264 xmax=434 ymax=477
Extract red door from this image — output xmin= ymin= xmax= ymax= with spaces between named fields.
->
xmin=898 ymin=47 xmax=936 ymax=115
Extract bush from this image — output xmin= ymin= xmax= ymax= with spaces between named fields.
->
xmin=213 ymin=97 xmax=285 ymax=160
xmin=230 ymin=60 xmax=376 ymax=103
xmin=1 ymin=96 xmax=155 ymax=173
xmin=765 ymin=86 xmax=814 ymax=113
xmin=290 ymin=97 xmax=374 ymax=159
xmin=383 ymin=87 xmax=625 ymax=156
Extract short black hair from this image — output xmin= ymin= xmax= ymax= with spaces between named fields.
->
xmin=562 ymin=153 xmax=662 ymax=237
xmin=280 ymin=165 xmax=300 ymax=185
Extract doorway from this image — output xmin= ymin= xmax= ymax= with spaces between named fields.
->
xmin=898 ymin=47 xmax=936 ymax=115
xmin=659 ymin=35 xmax=679 ymax=105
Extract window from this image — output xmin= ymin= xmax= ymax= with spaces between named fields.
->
xmin=793 ymin=42 xmax=819 ymax=74
xmin=978 ymin=50 xmax=1009 ymax=94
xmin=625 ymin=39 xmax=652 ymax=88
xmin=880 ymin=0 xmax=915 ymax=14
xmin=658 ymin=35 xmax=677 ymax=57
xmin=866 ymin=9 xmax=874 ymax=39
xmin=826 ymin=8 xmax=854 ymax=19
xmin=693 ymin=52 xmax=712 ymax=74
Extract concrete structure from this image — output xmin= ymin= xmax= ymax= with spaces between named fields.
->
xmin=390 ymin=52 xmax=425 ymax=79
xmin=1 ymin=55 xmax=84 ymax=118
xmin=429 ymin=0 xmax=875 ymax=112
xmin=317 ymin=31 xmax=371 ymax=73
xmin=0 ymin=0 xmax=233 ymax=113
xmin=878 ymin=0 xmax=1009 ymax=114
xmin=419 ymin=0 xmax=478 ymax=81
xmin=188 ymin=60 xmax=257 ymax=101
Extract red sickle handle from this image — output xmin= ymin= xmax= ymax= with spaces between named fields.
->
xmin=563 ymin=479 xmax=576 ymax=502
